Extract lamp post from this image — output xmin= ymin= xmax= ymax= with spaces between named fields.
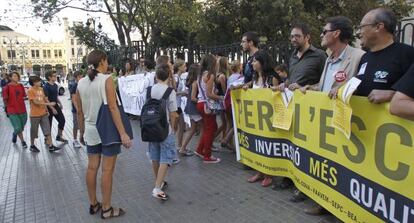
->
xmin=76 ymin=47 xmax=82 ymax=70
xmin=85 ymin=17 xmax=102 ymax=48
xmin=2 ymin=36 xmax=19 ymax=70
xmin=19 ymin=45 xmax=28 ymax=76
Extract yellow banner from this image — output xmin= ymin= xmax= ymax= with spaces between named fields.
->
xmin=231 ymin=89 xmax=414 ymax=223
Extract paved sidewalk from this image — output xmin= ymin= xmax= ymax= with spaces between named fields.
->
xmin=0 ymin=92 xmax=340 ymax=223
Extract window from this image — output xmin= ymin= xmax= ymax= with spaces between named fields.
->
xmin=78 ymin=48 xmax=83 ymax=56
xmin=58 ymin=50 xmax=62 ymax=58
xmin=7 ymin=50 xmax=16 ymax=59
xmin=71 ymin=48 xmax=75 ymax=56
xmin=32 ymin=50 xmax=40 ymax=58
xmin=43 ymin=50 xmax=51 ymax=58
xmin=71 ymin=39 xmax=74 ymax=45
xmin=54 ymin=49 xmax=58 ymax=58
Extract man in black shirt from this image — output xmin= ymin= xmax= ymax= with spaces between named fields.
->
xmin=44 ymin=70 xmax=68 ymax=143
xmin=354 ymin=8 xmax=414 ymax=103
xmin=241 ymin=31 xmax=259 ymax=84
xmin=276 ymin=23 xmax=327 ymax=91
xmin=390 ymin=64 xmax=414 ymax=120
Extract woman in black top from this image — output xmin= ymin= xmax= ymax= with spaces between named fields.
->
xmin=215 ymin=57 xmax=228 ymax=145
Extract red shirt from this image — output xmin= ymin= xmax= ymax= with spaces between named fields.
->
xmin=2 ymin=83 xmax=27 ymax=114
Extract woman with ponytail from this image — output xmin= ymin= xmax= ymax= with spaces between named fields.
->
xmin=75 ymin=49 xmax=132 ymax=219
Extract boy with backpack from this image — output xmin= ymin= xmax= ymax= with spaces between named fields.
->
xmin=141 ymin=63 xmax=178 ymax=201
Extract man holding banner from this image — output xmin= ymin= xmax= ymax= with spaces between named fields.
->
xmin=353 ymin=8 xmax=414 ymax=103
xmin=274 ymin=22 xmax=327 ymax=202
xmin=300 ymin=16 xmax=365 ymax=215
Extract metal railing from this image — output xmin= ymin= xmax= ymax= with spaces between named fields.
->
xmin=106 ymin=18 xmax=414 ymax=68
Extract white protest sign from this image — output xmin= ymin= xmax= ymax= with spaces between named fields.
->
xmin=118 ymin=73 xmax=154 ymax=115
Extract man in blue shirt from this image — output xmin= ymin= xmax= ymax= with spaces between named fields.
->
xmin=241 ymin=31 xmax=259 ymax=84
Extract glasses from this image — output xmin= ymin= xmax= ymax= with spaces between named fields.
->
xmin=321 ymin=29 xmax=335 ymax=36
xmin=290 ymin=34 xmax=303 ymax=39
xmin=357 ymin=23 xmax=377 ymax=30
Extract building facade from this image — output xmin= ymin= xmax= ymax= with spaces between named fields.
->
xmin=0 ymin=17 xmax=87 ymax=78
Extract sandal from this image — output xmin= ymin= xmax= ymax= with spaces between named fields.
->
xmin=247 ymin=173 xmax=264 ymax=183
xmin=152 ymin=190 xmax=169 ymax=201
xmin=179 ymin=150 xmax=193 ymax=157
xmin=101 ymin=207 xmax=126 ymax=219
xmin=89 ymin=202 xmax=102 ymax=215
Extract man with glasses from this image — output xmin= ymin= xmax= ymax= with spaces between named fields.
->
xmin=299 ymin=16 xmax=365 ymax=215
xmin=273 ymin=23 xmax=326 ymax=193
xmin=276 ymin=23 xmax=327 ymax=91
xmin=301 ymin=16 xmax=365 ymax=97
xmin=353 ymin=8 xmax=414 ymax=102
xmin=240 ymin=31 xmax=259 ymax=84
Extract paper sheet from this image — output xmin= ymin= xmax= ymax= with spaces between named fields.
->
xmin=272 ymin=91 xmax=294 ymax=130
xmin=332 ymin=77 xmax=361 ymax=138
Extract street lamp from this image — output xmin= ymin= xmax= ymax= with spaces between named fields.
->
xmin=85 ymin=17 xmax=103 ymax=48
xmin=3 ymin=36 xmax=19 ymax=70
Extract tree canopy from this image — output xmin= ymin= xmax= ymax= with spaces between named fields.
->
xmin=31 ymin=0 xmax=413 ymax=52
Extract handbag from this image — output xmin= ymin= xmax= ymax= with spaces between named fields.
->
xmin=198 ymin=76 xmax=223 ymax=114
xmin=96 ymin=77 xmax=133 ymax=146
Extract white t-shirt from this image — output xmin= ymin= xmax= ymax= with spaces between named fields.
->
xmin=173 ymin=72 xmax=188 ymax=107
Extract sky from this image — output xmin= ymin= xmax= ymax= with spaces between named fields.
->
xmin=0 ymin=0 xmax=121 ymax=43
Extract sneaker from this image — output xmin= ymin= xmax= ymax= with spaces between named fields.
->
xmin=22 ymin=141 xmax=28 ymax=149
xmin=73 ymin=140 xmax=82 ymax=148
xmin=203 ymin=156 xmax=221 ymax=164
xmin=30 ymin=145 xmax=40 ymax=153
xmin=152 ymin=188 xmax=169 ymax=201
xmin=56 ymin=135 xmax=68 ymax=143
xmin=172 ymin=159 xmax=180 ymax=165
xmin=49 ymin=145 xmax=62 ymax=152
xmin=12 ymin=133 xmax=17 ymax=143
xmin=179 ymin=150 xmax=193 ymax=157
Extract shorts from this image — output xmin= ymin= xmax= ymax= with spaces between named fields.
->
xmin=30 ymin=115 xmax=51 ymax=139
xmin=148 ymin=134 xmax=176 ymax=165
xmin=9 ymin=113 xmax=27 ymax=134
xmin=87 ymin=143 xmax=121 ymax=157
xmin=72 ymin=112 xmax=79 ymax=130
xmin=190 ymin=114 xmax=202 ymax=122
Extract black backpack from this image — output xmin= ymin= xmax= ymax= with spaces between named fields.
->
xmin=140 ymin=86 xmax=173 ymax=142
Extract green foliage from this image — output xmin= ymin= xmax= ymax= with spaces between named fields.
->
xmin=31 ymin=0 xmax=413 ymax=51
xmin=69 ymin=25 xmax=116 ymax=51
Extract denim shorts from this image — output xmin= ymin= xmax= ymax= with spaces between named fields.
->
xmin=148 ymin=134 xmax=176 ymax=165
xmin=87 ymin=143 xmax=121 ymax=157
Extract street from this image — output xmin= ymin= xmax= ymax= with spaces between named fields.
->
xmin=0 ymin=89 xmax=339 ymax=223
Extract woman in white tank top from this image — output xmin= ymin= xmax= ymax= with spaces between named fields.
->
xmin=195 ymin=54 xmax=224 ymax=164
xmin=75 ymin=50 xmax=132 ymax=219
